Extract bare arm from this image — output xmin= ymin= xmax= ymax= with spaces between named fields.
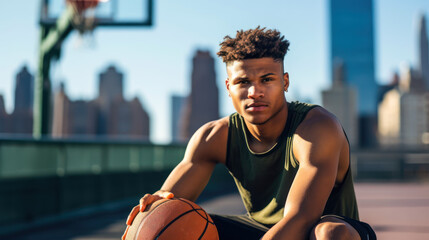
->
xmin=159 ymin=118 xmax=228 ymax=201
xmin=262 ymin=109 xmax=345 ymax=240
xmin=122 ymin=118 xmax=228 ymax=240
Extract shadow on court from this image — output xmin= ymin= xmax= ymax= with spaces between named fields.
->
xmin=6 ymin=183 xmax=429 ymax=240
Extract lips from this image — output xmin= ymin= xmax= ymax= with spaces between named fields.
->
xmin=245 ymin=102 xmax=268 ymax=111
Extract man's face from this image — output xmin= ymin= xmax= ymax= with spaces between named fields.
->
xmin=225 ymin=57 xmax=289 ymax=125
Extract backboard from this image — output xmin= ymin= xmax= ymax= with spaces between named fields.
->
xmin=39 ymin=0 xmax=154 ymax=27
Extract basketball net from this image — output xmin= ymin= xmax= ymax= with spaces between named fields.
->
xmin=66 ymin=0 xmax=107 ymax=48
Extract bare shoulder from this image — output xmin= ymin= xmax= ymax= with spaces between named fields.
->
xmin=184 ymin=116 xmax=229 ymax=165
xmin=190 ymin=116 xmax=229 ymax=145
xmin=293 ymin=106 xmax=346 ymax=165
xmin=296 ymin=106 xmax=344 ymax=140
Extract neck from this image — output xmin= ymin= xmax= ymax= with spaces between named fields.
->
xmin=244 ymin=102 xmax=289 ymax=150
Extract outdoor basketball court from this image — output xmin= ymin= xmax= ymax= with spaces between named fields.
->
xmin=354 ymin=182 xmax=429 ymax=239
xmin=5 ymin=1 xmax=427 ymax=239
xmin=202 ymin=182 xmax=429 ymax=240
xmin=5 ymin=182 xmax=429 ymax=240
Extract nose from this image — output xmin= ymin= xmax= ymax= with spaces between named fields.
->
xmin=248 ymin=84 xmax=264 ymax=99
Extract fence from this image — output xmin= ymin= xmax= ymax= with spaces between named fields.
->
xmin=0 ymin=137 xmax=428 ymax=235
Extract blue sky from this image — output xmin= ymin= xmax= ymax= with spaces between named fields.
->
xmin=0 ymin=0 xmax=428 ymax=143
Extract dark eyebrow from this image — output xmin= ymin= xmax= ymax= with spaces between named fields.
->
xmin=232 ymin=73 xmax=275 ymax=82
xmin=260 ymin=73 xmax=275 ymax=78
xmin=232 ymin=76 xmax=249 ymax=82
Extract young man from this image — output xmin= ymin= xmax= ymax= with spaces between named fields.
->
xmin=123 ymin=27 xmax=376 ymax=240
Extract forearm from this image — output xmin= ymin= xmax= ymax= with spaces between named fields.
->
xmin=160 ymin=161 xmax=215 ymax=201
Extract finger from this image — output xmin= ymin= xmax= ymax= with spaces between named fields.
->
xmin=138 ymin=192 xmax=174 ymax=212
xmin=126 ymin=205 xmax=140 ymax=226
xmin=139 ymin=194 xmax=158 ymax=212
xmin=162 ymin=192 xmax=174 ymax=199
xmin=121 ymin=225 xmax=130 ymax=240
xmin=139 ymin=193 xmax=151 ymax=206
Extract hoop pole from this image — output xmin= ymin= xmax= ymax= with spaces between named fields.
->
xmin=33 ymin=6 xmax=75 ymax=138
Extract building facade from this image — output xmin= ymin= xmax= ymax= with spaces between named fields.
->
xmin=322 ymin=60 xmax=359 ymax=147
xmin=180 ymin=50 xmax=219 ymax=140
xmin=52 ymin=65 xmax=150 ymax=139
xmin=0 ymin=95 xmax=9 ymax=134
xmin=171 ymin=95 xmax=187 ymax=143
xmin=378 ymin=65 xmax=429 ymax=146
xmin=330 ymin=0 xmax=377 ymax=115
xmin=0 ymin=66 xmax=34 ymax=135
xmin=329 ymin=0 xmax=378 ymax=146
xmin=419 ymin=14 xmax=429 ymax=89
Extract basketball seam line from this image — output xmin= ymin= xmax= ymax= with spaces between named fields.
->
xmin=177 ymin=198 xmax=215 ymax=224
xmin=177 ymin=198 xmax=215 ymax=240
xmin=198 ymin=209 xmax=210 ymax=240
xmin=155 ymin=208 xmax=202 ymax=239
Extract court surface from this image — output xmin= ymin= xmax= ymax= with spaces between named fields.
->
xmin=7 ymin=182 xmax=429 ymax=240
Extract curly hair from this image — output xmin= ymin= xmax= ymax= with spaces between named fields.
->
xmin=217 ymin=27 xmax=290 ymax=63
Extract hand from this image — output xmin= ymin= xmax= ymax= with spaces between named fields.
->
xmin=122 ymin=191 xmax=174 ymax=240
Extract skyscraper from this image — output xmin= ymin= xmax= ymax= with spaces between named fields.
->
xmin=329 ymin=0 xmax=377 ymax=146
xmin=180 ymin=50 xmax=219 ymax=140
xmin=322 ymin=60 xmax=358 ymax=147
xmin=419 ymin=14 xmax=429 ymax=89
xmin=171 ymin=95 xmax=187 ymax=143
xmin=97 ymin=65 xmax=124 ymax=135
xmin=98 ymin=65 xmax=124 ymax=108
xmin=14 ymin=66 xmax=34 ymax=112
xmin=0 ymin=95 xmax=9 ymax=134
xmin=11 ymin=65 xmax=34 ymax=134
xmin=96 ymin=65 xmax=150 ymax=139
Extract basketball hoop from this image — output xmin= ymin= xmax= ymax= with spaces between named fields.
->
xmin=66 ymin=0 xmax=108 ymax=46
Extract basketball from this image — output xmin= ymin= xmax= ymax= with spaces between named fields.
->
xmin=125 ymin=198 xmax=219 ymax=240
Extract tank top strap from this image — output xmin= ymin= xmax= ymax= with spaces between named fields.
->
xmin=284 ymin=101 xmax=319 ymax=170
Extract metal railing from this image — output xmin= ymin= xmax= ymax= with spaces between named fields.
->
xmin=0 ymin=137 xmax=186 ymax=179
xmin=0 ymin=136 xmax=428 ymax=236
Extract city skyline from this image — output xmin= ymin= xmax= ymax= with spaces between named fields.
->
xmin=377 ymin=13 xmax=429 ymax=146
xmin=1 ymin=0 xmax=429 ymax=143
xmin=0 ymin=64 xmax=151 ymax=139
xmin=51 ymin=65 xmax=151 ymax=139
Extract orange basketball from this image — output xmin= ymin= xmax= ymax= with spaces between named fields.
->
xmin=125 ymin=198 xmax=219 ymax=240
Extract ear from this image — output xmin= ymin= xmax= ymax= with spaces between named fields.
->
xmin=225 ymin=78 xmax=231 ymax=96
xmin=283 ymin=72 xmax=290 ymax=92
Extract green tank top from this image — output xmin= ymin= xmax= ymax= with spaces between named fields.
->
xmin=226 ymin=101 xmax=359 ymax=227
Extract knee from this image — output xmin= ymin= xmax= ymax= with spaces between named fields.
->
xmin=309 ymin=217 xmax=358 ymax=240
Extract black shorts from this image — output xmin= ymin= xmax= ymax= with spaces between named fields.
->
xmin=321 ymin=215 xmax=377 ymax=240
xmin=209 ymin=214 xmax=376 ymax=240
